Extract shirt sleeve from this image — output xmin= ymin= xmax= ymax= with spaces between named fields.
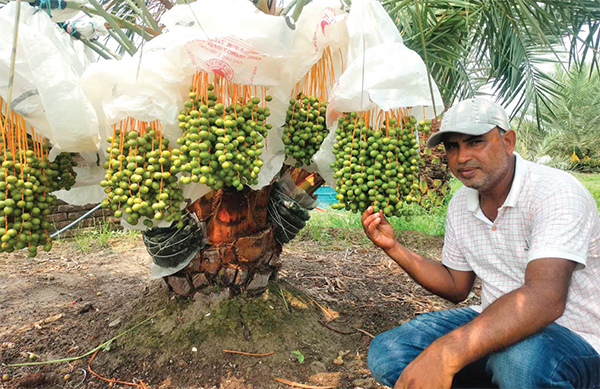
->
xmin=442 ymin=202 xmax=472 ymax=271
xmin=527 ymin=183 xmax=595 ymax=268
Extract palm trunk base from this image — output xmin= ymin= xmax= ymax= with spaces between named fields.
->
xmin=164 ymin=228 xmax=283 ymax=298
xmin=164 ymin=186 xmax=283 ymax=298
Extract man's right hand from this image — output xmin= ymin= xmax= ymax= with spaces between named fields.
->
xmin=361 ymin=206 xmax=398 ymax=252
xmin=362 ymin=208 xmax=476 ymax=305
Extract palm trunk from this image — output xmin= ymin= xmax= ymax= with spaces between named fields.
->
xmin=164 ymin=185 xmax=283 ymax=298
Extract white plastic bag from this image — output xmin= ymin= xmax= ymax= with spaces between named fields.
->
xmin=328 ymin=43 xmax=443 ymax=117
xmin=326 ymin=0 xmax=444 ymax=124
xmin=68 ymin=15 xmax=109 ymax=39
xmin=286 ymin=0 xmax=348 ymax=88
xmin=312 ymin=120 xmax=338 ymax=184
xmin=160 ymin=0 xmax=294 ymax=86
xmin=313 ymin=0 xmax=444 ymax=183
xmin=80 ymin=0 xmax=291 ymax=228
xmin=0 ymin=3 xmax=100 ymax=152
xmin=80 ymin=0 xmax=351 ymax=219
xmin=275 ymin=0 xmax=348 ymax=171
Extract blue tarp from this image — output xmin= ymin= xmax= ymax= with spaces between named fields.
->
xmin=314 ymin=186 xmax=338 ymax=207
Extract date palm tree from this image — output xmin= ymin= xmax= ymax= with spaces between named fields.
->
xmin=5 ymin=0 xmax=599 ymax=297
xmin=516 ymin=64 xmax=600 ymax=163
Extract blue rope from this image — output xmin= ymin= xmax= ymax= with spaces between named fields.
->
xmin=37 ymin=0 xmax=67 ymax=16
xmin=39 ymin=0 xmax=52 ymax=16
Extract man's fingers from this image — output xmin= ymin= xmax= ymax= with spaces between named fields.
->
xmin=367 ymin=217 xmax=381 ymax=235
xmin=361 ymin=206 xmax=374 ymax=224
xmin=362 ymin=212 xmax=379 ymax=230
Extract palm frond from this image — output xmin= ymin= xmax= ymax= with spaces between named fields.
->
xmin=385 ymin=0 xmax=477 ymax=107
xmin=383 ymin=0 xmax=600 ymax=125
xmin=516 ymin=64 xmax=600 ymax=159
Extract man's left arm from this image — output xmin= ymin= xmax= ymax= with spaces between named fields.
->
xmin=395 ymin=257 xmax=576 ymax=389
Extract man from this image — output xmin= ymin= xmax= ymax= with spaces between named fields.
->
xmin=363 ymin=98 xmax=600 ymax=389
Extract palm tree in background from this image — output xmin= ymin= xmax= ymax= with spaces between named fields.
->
xmin=516 ymin=64 xmax=600 ymax=162
xmin=383 ymin=0 xmax=600 ymax=124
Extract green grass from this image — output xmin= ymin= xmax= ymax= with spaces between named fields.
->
xmin=304 ymin=174 xmax=600 ymax=243
xmin=302 ymin=201 xmax=449 ymax=245
xmin=71 ymin=220 xmax=140 ymax=253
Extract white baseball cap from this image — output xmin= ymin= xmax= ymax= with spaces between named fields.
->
xmin=426 ymin=98 xmax=510 ymax=148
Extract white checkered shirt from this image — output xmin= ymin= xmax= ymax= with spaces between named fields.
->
xmin=443 ymin=153 xmax=600 ymax=354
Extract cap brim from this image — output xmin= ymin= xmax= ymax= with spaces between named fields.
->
xmin=425 ymin=123 xmax=498 ymax=148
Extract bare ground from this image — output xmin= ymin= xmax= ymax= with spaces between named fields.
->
xmin=0 ymin=229 xmax=480 ymax=389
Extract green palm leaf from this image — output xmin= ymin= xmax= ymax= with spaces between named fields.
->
xmin=516 ymin=64 xmax=600 ymax=161
xmin=383 ymin=0 xmax=600 ymax=124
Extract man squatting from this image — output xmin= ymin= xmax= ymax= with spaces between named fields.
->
xmin=364 ymin=98 xmax=600 ymax=389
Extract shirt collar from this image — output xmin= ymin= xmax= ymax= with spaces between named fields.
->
xmin=465 ymin=153 xmax=527 ymax=214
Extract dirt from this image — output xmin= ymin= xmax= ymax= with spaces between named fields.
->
xmin=0 ymin=230 xmax=480 ymax=389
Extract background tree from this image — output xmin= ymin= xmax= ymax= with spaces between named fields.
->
xmin=516 ymin=64 xmax=600 ymax=167
xmin=383 ymin=0 xmax=600 ymax=125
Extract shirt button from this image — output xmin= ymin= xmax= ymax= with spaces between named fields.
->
xmin=491 ymin=226 xmax=497 ymax=231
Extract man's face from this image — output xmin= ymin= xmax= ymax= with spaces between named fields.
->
xmin=443 ymin=128 xmax=515 ymax=192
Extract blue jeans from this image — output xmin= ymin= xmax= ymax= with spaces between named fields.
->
xmin=368 ymin=307 xmax=600 ymax=388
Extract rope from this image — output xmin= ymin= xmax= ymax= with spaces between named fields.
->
xmin=39 ymin=0 xmax=52 ymax=16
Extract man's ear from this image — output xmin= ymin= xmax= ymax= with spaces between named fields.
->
xmin=502 ymin=129 xmax=516 ymax=155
